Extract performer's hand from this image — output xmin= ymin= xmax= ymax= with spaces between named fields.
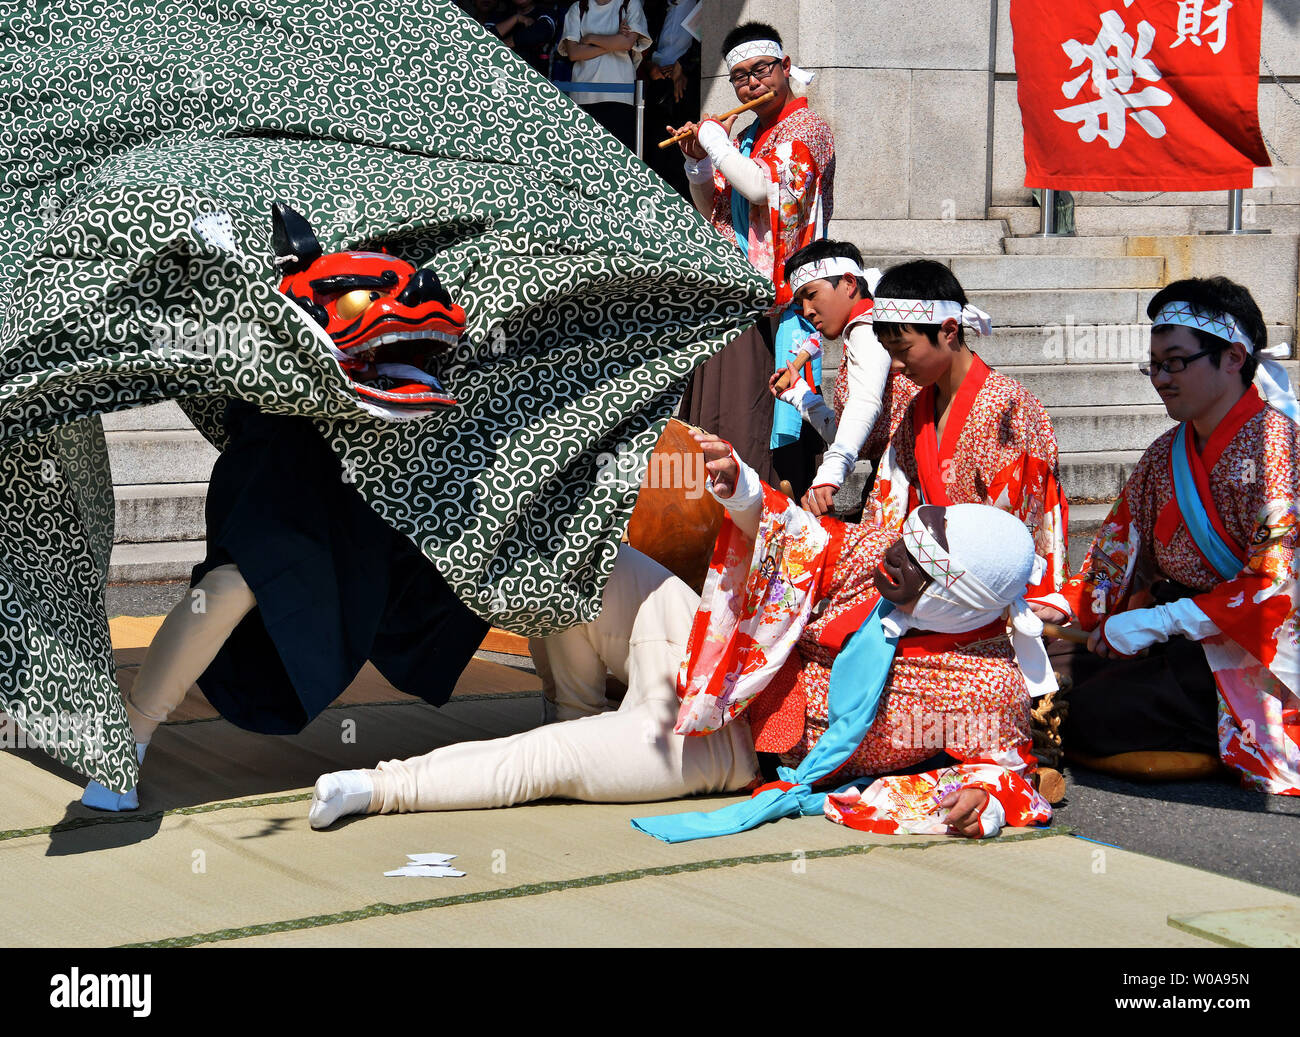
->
xmin=689 ymin=428 xmax=738 ymax=498
xmin=672 ymin=121 xmax=706 ymax=160
xmin=1031 ymin=604 xmax=1068 ymax=624
xmin=801 ymin=484 xmax=837 ymax=517
xmin=670 ymin=61 xmax=687 ymax=103
xmin=1087 ymin=624 xmax=1113 ymax=659
xmin=939 ymin=787 xmax=988 ymax=838
xmin=767 ymin=361 xmax=806 ymax=400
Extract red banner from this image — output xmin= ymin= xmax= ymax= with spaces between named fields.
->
xmin=1012 ymin=0 xmax=1269 ymax=191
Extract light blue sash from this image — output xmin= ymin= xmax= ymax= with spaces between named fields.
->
xmin=729 ymin=121 xmax=760 ymax=260
xmin=631 ymin=601 xmax=899 ymax=843
xmin=770 ymin=309 xmax=822 ymax=449
xmin=1171 ymin=423 xmax=1243 ymax=582
xmin=725 ymin=120 xmax=823 ymax=450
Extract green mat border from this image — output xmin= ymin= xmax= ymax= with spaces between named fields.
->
xmin=121 ymin=827 xmax=1069 ymax=948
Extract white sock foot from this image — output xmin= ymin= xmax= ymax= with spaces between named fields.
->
xmin=309 ymin=770 xmax=374 ymax=830
xmin=80 ymin=744 xmax=148 ymax=812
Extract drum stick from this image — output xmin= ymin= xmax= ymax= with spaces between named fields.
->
xmin=1042 ymin=621 xmax=1089 ymax=645
xmin=773 ymin=348 xmax=815 ymax=393
xmin=658 ymin=91 xmax=777 ymax=149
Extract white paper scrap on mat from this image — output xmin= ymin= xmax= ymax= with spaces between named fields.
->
xmin=384 ymin=852 xmax=465 ymax=877
xmin=385 ymin=865 xmax=466 ymax=877
xmin=407 ymin=852 xmax=457 ymax=865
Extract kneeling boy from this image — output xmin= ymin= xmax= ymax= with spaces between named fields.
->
xmin=1046 ymin=277 xmax=1299 ymax=795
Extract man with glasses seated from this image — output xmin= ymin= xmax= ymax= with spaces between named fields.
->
xmin=671 ymin=21 xmax=834 ymax=501
xmin=1041 ymin=277 xmax=1300 ymax=795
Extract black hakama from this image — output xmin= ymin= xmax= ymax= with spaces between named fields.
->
xmin=191 ymin=401 xmax=488 ymax=734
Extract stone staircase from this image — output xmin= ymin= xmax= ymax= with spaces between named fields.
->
xmin=105 ymin=401 xmax=214 ymax=583
xmin=991 ymin=204 xmax=1300 ymax=238
xmin=108 ymin=214 xmax=1298 ymax=582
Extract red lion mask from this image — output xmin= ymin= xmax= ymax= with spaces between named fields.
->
xmin=272 ymin=203 xmax=466 ymax=409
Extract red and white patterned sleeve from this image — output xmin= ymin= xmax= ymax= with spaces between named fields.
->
xmin=1058 ymin=449 xmax=1159 ymax=629
xmin=950 ymin=745 xmax=1054 ymax=832
xmin=1191 ymin=425 xmax=1300 ymax=694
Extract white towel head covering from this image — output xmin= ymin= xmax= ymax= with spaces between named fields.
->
xmin=880 ymin=504 xmax=1058 ymax=698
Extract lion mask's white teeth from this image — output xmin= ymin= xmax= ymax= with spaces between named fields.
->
xmin=343 ymin=328 xmax=463 ymax=355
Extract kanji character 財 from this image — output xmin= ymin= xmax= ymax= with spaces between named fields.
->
xmin=1171 ymin=0 xmax=1233 ymax=54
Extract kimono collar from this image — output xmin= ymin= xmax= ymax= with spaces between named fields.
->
xmin=913 ymin=354 xmax=991 ymax=506
xmin=749 ymin=97 xmax=809 ymax=155
xmin=1197 ymin=383 xmax=1266 ymax=473
xmin=842 ymin=297 xmax=876 ymax=336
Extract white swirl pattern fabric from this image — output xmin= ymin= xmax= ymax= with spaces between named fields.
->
xmin=0 ymin=0 xmax=771 ymax=790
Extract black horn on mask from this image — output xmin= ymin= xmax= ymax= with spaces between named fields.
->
xmin=271 ymin=202 xmax=323 ymax=275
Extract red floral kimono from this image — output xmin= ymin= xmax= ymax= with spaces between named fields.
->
xmin=708 ymin=97 xmax=835 ymax=307
xmin=675 ymin=482 xmax=1051 ymax=835
xmin=824 ymin=762 xmax=1051 ymax=836
xmin=678 ymin=99 xmax=835 ymax=497
xmin=867 ymin=355 xmax=1070 ymax=611
xmin=1060 ymin=387 xmax=1300 ymax=795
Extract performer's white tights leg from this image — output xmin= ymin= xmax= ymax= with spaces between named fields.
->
xmin=352 ymin=546 xmax=758 ymax=816
xmin=125 ymin=564 xmax=257 ymax=744
xmin=528 ymin=633 xmax=615 ymax=724
xmin=83 ymin=564 xmax=256 ymax=812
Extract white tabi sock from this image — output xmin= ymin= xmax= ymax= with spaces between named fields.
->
xmin=80 ymin=742 xmax=148 ymax=812
xmin=309 ymin=770 xmax=374 ymax=830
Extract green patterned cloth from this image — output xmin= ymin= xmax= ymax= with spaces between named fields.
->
xmin=0 ymin=0 xmax=770 ymax=791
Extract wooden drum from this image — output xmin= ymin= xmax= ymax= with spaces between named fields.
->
xmin=625 ymin=418 xmax=724 ymax=593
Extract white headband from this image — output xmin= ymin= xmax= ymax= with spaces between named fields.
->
xmin=1152 ymin=301 xmax=1298 ymax=422
xmin=870 ymin=298 xmax=994 ymax=337
xmin=724 ymin=40 xmax=816 ymax=86
xmin=1151 ymin=301 xmax=1253 ymax=351
xmin=889 ymin=511 xmax=1057 ymax=699
xmin=788 ymin=257 xmax=866 ymax=294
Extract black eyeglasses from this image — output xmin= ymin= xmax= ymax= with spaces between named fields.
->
xmin=727 ymin=58 xmax=780 ymax=87
xmin=1139 ymin=348 xmax=1217 ymax=377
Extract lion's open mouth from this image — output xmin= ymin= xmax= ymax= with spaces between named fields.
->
xmin=346 ymin=328 xmax=463 ymax=365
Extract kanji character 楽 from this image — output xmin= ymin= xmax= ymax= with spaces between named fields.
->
xmin=1054 ymin=9 xmax=1174 ymax=148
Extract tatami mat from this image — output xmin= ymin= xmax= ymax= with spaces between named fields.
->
xmin=1 ymin=659 xmax=542 ymax=834
xmin=212 ymin=836 xmax=1300 ymax=948
xmin=1168 ymin=905 xmax=1300 ymax=948
xmin=5 ymin=643 xmax=1300 ymax=947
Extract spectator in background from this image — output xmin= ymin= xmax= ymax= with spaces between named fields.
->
xmin=558 ymin=0 xmax=652 ymax=151
xmin=460 ymin=0 xmax=505 ymax=24
xmin=644 ymin=0 xmax=700 ymax=199
xmin=491 ymin=0 xmax=562 ymax=78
